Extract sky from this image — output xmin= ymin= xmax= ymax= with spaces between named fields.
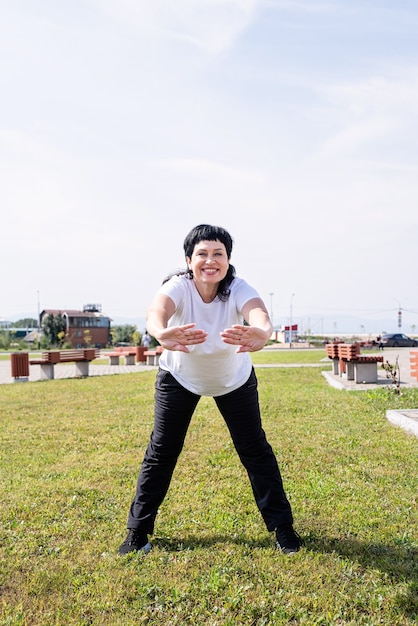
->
xmin=1 ymin=0 xmax=417 ymax=336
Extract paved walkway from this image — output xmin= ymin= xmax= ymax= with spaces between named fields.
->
xmin=2 ymin=348 xmax=417 ymax=436
xmin=1 ymin=347 xmax=416 ymax=388
xmin=0 ymin=359 xmax=157 ymax=384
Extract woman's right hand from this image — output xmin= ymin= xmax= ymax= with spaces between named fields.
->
xmin=157 ymin=324 xmax=208 ymax=353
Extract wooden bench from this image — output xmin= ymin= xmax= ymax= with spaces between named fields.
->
xmin=104 ymin=349 xmax=137 ymax=366
xmin=410 ymin=350 xmax=418 ymax=382
xmin=351 ymin=355 xmax=384 ymax=383
xmin=104 ymin=352 xmax=122 ymax=365
xmin=29 ymin=348 xmax=100 ymax=380
xmin=337 ymin=343 xmax=360 ymax=379
xmin=115 ymin=347 xmax=138 ymax=365
xmin=326 ymin=343 xmax=384 ymax=383
xmin=144 ymin=346 xmax=164 ymax=366
xmin=105 ymin=346 xmax=147 ymax=365
xmin=325 ymin=343 xmax=342 ymax=374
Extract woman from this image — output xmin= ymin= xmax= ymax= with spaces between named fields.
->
xmin=119 ymin=224 xmax=301 ymax=555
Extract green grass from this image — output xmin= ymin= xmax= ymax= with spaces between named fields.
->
xmin=1 ymin=367 xmax=417 ymax=625
xmin=251 ymin=348 xmax=326 ymax=365
xmin=0 ymin=347 xmax=327 ymax=365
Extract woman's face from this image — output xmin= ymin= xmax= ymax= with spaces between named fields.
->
xmin=187 ymin=239 xmax=229 ymax=287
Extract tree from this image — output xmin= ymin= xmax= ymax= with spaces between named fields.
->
xmin=12 ymin=318 xmax=38 ymax=328
xmin=132 ymin=330 xmax=142 ymax=346
xmin=0 ymin=331 xmax=11 ymax=350
xmin=83 ymin=330 xmax=92 ymax=347
xmin=42 ymin=313 xmax=67 ymax=348
xmin=111 ymin=325 xmax=137 ymax=345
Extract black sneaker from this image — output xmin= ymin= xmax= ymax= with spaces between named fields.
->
xmin=118 ymin=529 xmax=152 ymax=556
xmin=275 ymin=524 xmax=302 ymax=555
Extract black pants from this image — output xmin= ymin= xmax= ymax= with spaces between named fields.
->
xmin=127 ymin=368 xmax=293 ymax=534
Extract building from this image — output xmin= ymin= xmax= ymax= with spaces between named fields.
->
xmin=40 ymin=304 xmax=111 ymax=349
xmin=275 ymin=324 xmax=299 ymax=344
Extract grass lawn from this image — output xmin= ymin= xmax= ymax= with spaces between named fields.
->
xmin=1 ymin=367 xmax=417 ymax=625
xmin=251 ymin=348 xmax=327 ymax=365
xmin=0 ymin=347 xmax=327 ymax=365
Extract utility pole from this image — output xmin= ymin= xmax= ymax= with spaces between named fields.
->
xmin=268 ymin=292 xmax=274 ymax=325
xmin=37 ymin=291 xmax=41 ymax=350
xmin=393 ymin=298 xmax=402 ymax=329
xmin=289 ymin=293 xmax=295 ymax=348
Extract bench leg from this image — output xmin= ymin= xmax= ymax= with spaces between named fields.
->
xmin=332 ymin=358 xmax=339 ymax=375
xmin=355 ymin=362 xmax=378 ymax=384
xmin=39 ymin=364 xmax=54 ymax=380
xmin=125 ymin=355 xmax=135 ymax=365
xmin=346 ymin=361 xmax=355 ymax=381
xmin=75 ymin=362 xmax=89 ymax=377
xmin=108 ymin=355 xmax=120 ymax=365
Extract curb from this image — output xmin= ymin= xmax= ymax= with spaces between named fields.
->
xmin=386 ymin=410 xmax=418 ymax=437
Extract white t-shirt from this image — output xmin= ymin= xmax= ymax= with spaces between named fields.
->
xmin=157 ymin=275 xmax=260 ymax=397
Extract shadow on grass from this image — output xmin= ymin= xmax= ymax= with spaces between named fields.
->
xmin=152 ymin=532 xmax=417 ymax=619
xmin=304 ymin=532 xmax=418 ymax=619
xmin=153 ymin=533 xmax=272 ymax=553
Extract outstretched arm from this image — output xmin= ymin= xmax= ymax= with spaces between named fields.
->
xmin=220 ymin=297 xmax=273 ymax=353
xmin=146 ymin=293 xmax=208 ymax=352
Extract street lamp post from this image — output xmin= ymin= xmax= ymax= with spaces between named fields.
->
xmin=392 ymin=298 xmax=402 ymax=329
xmin=37 ymin=290 xmax=41 ymax=350
xmin=268 ymin=292 xmax=274 ymax=325
xmin=289 ymin=293 xmax=295 ymax=348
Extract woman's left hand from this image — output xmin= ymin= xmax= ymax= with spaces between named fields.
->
xmin=220 ymin=324 xmax=269 ymax=353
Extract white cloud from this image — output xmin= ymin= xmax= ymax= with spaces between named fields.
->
xmin=314 ymin=116 xmax=400 ymax=161
xmin=152 ymin=157 xmax=266 ymax=183
xmin=305 ymin=66 xmax=418 ymax=171
xmin=92 ymin=0 xmax=261 ymax=54
xmin=264 ymin=0 xmax=339 ymax=12
xmin=0 ymin=130 xmax=74 ymax=225
xmin=320 ymin=70 xmax=418 ymax=117
xmin=1 ymin=0 xmax=418 ymax=328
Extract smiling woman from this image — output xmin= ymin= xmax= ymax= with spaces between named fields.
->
xmin=186 ymin=240 xmax=230 ymax=303
xmin=118 ymin=224 xmax=302 ymax=557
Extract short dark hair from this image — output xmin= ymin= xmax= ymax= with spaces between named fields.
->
xmin=183 ymin=224 xmax=235 ymax=301
xmin=162 ymin=224 xmax=236 ymax=300
xmin=183 ymin=224 xmax=234 ymax=259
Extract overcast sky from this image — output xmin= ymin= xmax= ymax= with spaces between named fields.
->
xmin=1 ymin=0 xmax=417 ymax=334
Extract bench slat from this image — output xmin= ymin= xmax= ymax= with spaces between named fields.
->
xmin=30 ymin=349 xmax=100 ymax=366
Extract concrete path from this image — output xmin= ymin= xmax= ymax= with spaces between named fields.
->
xmin=1 ymin=347 xmax=416 ymax=388
xmin=2 ymin=348 xmax=417 ymax=436
xmin=0 ymin=359 xmax=156 ymax=385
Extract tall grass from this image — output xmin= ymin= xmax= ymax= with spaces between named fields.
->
xmin=1 ymin=366 xmax=417 ymax=625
